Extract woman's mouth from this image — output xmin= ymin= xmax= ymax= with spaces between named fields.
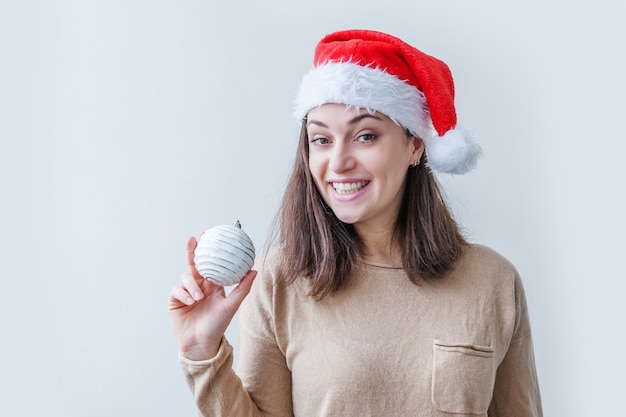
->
xmin=331 ymin=181 xmax=370 ymax=195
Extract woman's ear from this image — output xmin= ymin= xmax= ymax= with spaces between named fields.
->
xmin=409 ymin=136 xmax=425 ymax=166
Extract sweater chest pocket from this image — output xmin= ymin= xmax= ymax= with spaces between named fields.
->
xmin=431 ymin=340 xmax=496 ymax=415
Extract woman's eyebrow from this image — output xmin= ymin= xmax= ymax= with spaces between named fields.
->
xmin=348 ymin=113 xmax=383 ymax=124
xmin=306 ymin=119 xmax=327 ymax=128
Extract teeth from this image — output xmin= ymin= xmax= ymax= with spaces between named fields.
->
xmin=332 ymin=181 xmax=368 ymax=195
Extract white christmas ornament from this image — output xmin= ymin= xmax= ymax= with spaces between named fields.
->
xmin=193 ymin=220 xmax=256 ymax=286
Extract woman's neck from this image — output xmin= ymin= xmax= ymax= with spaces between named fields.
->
xmin=354 ymin=223 xmax=402 ymax=267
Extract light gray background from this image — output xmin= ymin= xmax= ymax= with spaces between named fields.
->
xmin=1 ymin=0 xmax=624 ymax=415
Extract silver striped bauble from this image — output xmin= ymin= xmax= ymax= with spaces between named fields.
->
xmin=193 ymin=220 xmax=256 ymax=286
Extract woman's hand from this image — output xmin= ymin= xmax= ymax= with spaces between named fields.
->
xmin=168 ymin=236 xmax=257 ymax=361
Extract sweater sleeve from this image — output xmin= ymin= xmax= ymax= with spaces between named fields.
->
xmin=488 ymin=275 xmax=543 ymax=417
xmin=179 ymin=337 xmax=264 ymax=417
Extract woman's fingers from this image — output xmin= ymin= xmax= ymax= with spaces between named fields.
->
xmin=186 ymin=236 xmax=204 ymax=281
xmin=222 ymin=270 xmax=257 ymax=315
xmin=180 ymin=271 xmax=205 ymax=301
xmin=180 ymin=271 xmax=204 ymax=301
xmin=168 ymin=285 xmax=195 ymax=308
xmin=168 ymin=271 xmax=204 ymax=308
xmin=170 ymin=268 xmax=255 ymax=309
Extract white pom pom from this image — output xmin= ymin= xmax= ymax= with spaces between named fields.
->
xmin=193 ymin=221 xmax=256 ymax=286
xmin=424 ymin=127 xmax=482 ymax=174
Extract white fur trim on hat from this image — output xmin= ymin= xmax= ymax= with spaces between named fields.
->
xmin=294 ymin=61 xmax=482 ymax=174
xmin=294 ymin=62 xmax=435 ymax=140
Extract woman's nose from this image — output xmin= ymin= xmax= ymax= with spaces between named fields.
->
xmin=328 ymin=141 xmax=356 ymax=173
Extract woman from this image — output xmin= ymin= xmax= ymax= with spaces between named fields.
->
xmin=169 ymin=29 xmax=543 ymax=416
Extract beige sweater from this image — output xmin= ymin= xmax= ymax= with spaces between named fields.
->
xmin=180 ymin=244 xmax=542 ymax=416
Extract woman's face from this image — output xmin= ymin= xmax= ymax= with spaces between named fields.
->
xmin=307 ymin=103 xmax=423 ymax=232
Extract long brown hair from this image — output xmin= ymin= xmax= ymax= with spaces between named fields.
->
xmin=269 ymin=122 xmax=467 ymax=300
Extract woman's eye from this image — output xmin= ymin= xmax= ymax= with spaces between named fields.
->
xmin=356 ymin=133 xmax=377 ymax=143
xmin=310 ymin=137 xmax=330 ymax=145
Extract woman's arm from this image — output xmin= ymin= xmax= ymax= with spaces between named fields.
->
xmin=489 ymin=276 xmax=543 ymax=417
xmin=169 ymin=236 xmax=264 ymax=416
xmin=172 ymin=241 xmax=293 ymax=416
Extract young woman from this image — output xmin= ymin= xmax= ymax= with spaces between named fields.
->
xmin=169 ymin=29 xmax=543 ymax=416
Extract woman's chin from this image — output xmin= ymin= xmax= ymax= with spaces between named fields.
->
xmin=333 ymin=212 xmax=361 ymax=225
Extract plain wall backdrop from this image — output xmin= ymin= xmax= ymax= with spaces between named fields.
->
xmin=1 ymin=0 xmax=625 ymax=415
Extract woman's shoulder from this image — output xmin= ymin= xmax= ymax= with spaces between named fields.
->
xmin=463 ymin=243 xmax=518 ymax=271
xmin=451 ymin=243 xmax=521 ymax=289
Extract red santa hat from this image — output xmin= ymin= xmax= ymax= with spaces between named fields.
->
xmin=294 ymin=29 xmax=481 ymax=174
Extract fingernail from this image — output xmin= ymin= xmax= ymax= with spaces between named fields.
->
xmin=193 ymin=291 xmax=203 ymax=300
xmin=186 ymin=297 xmax=194 ymax=305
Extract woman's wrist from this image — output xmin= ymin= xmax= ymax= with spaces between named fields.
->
xmin=180 ymin=338 xmax=222 ymax=361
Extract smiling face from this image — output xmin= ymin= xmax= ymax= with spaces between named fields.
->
xmin=306 ymin=103 xmax=424 ymax=234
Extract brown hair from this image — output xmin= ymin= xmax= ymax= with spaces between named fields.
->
xmin=269 ymin=122 xmax=467 ymax=300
